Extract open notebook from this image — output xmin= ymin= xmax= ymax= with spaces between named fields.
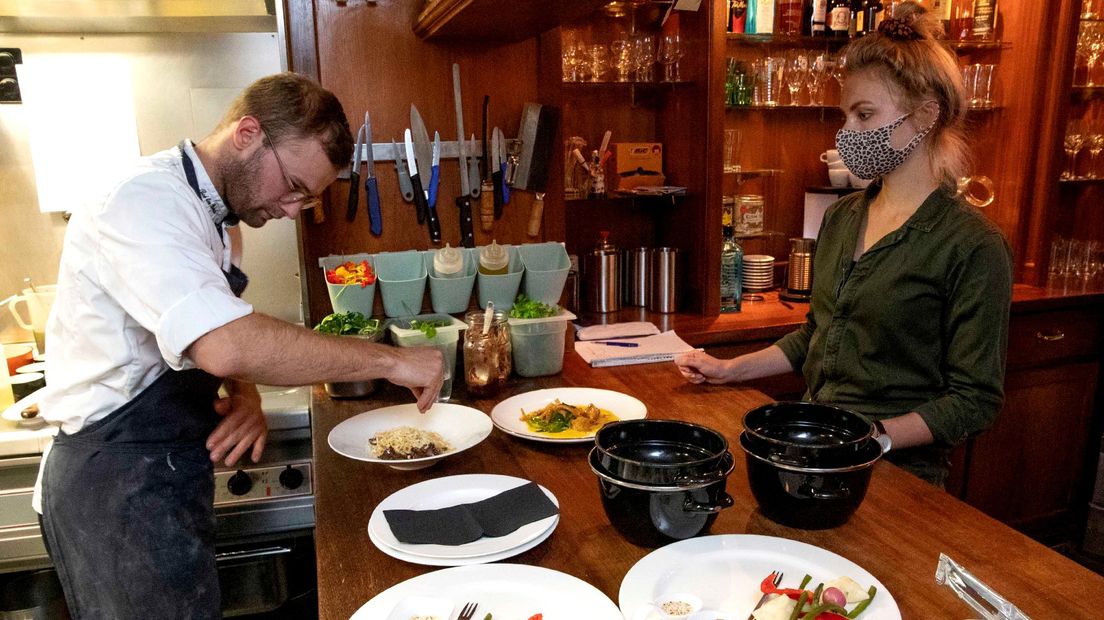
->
xmin=574 ymin=330 xmax=700 ymax=368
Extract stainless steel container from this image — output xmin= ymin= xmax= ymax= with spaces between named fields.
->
xmin=785 ymin=238 xmax=815 ymax=298
xmin=623 ymin=247 xmax=650 ymax=307
xmin=648 ymin=247 xmax=679 ymax=313
xmin=585 ymin=232 xmax=622 ymax=313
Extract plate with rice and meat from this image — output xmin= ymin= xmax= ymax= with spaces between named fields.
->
xmin=327 ymin=403 xmax=493 ymax=470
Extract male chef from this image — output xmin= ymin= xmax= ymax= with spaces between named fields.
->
xmin=36 ymin=72 xmax=444 ymax=619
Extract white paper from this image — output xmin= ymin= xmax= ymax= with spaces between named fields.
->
xmin=17 ymin=55 xmax=140 ymax=213
xmin=574 ymin=330 xmax=699 ymax=368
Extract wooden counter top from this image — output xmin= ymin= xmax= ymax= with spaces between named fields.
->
xmin=312 ymin=353 xmax=1104 ymax=619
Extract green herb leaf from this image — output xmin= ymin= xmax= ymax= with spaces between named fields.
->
xmin=409 ymin=319 xmax=451 ymax=340
xmin=509 ymin=294 xmax=559 ymax=319
xmin=313 ymin=312 xmax=381 ymax=336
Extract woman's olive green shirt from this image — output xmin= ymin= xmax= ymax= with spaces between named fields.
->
xmin=774 ymin=183 xmax=1013 ymax=446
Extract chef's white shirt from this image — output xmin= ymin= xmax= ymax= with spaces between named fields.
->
xmin=34 ymin=141 xmax=253 ymax=512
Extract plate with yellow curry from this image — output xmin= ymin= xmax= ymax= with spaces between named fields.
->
xmin=490 ymin=387 xmax=647 ymax=444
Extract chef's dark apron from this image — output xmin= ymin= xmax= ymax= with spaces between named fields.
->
xmin=40 ymin=142 xmax=249 ymax=619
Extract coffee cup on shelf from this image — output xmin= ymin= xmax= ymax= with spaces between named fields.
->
xmin=826 ymin=160 xmax=848 ymax=170
xmin=820 ymin=149 xmax=841 ymax=164
xmin=828 ymin=168 xmax=850 ymax=188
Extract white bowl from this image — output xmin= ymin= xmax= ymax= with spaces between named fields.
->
xmin=327 ymin=403 xmax=492 ymax=470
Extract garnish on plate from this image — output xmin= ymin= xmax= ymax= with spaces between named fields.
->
xmin=519 ymin=400 xmax=619 ymax=437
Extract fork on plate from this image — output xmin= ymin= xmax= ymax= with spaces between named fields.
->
xmin=746 ymin=571 xmax=782 ymax=620
xmin=458 ymin=601 xmax=479 ymax=620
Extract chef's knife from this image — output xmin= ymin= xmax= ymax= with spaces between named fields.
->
xmin=425 ymin=132 xmax=442 ymax=243
xmin=346 ymin=120 xmax=364 ymax=222
xmin=490 ymin=126 xmax=504 ymax=219
xmin=410 ymin=105 xmax=438 ymax=239
xmin=404 ymin=128 xmax=428 ymax=225
xmin=481 ymin=95 xmax=490 ymax=182
xmin=452 ymin=63 xmax=475 ymax=248
xmin=363 ymin=112 xmax=382 ymax=236
xmin=391 ymin=139 xmax=415 ymax=203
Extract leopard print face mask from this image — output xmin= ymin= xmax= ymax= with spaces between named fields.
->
xmin=835 ymin=112 xmax=935 ymax=180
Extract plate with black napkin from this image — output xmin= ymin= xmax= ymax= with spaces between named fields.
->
xmin=368 ymin=474 xmax=559 ymax=563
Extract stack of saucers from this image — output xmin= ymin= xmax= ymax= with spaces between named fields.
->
xmin=743 ymin=255 xmax=775 ymax=292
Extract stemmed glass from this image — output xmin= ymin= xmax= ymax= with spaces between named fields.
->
xmin=658 ymin=34 xmax=683 ymax=82
xmin=785 ymin=52 xmax=808 ymax=106
xmin=633 ymin=35 xmax=655 ymax=82
xmin=610 ymin=38 xmax=633 ymax=82
xmin=1088 ymin=128 xmax=1104 ymax=179
xmin=1063 ymin=119 xmax=1086 ymax=180
xmin=589 ymin=44 xmax=609 ymax=82
xmin=808 ymin=54 xmax=829 ymax=106
xmin=1079 ymin=22 xmax=1104 ymax=87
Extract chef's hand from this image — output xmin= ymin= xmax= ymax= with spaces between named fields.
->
xmin=208 ymin=381 xmax=267 ymax=466
xmin=387 ymin=346 xmax=444 ymax=413
xmin=674 ymin=350 xmax=737 ymax=385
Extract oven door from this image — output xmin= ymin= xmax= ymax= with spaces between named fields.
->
xmin=216 ymin=531 xmax=317 ymax=619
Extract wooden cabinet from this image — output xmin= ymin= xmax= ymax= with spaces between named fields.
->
xmin=955 ymin=302 xmax=1104 ymax=542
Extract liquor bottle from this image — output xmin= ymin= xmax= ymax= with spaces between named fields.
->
xmin=720 ymin=224 xmax=743 ymax=313
xmin=828 ymin=0 xmax=851 ymax=38
xmin=970 ymin=0 xmax=998 ymax=42
xmin=849 ymin=0 xmax=862 ymax=37
xmin=864 ymin=0 xmax=884 ymax=32
xmin=778 ymin=0 xmax=804 ymax=35
xmin=754 ymin=0 xmax=774 ymax=34
xmin=729 ymin=0 xmax=748 ymax=33
xmin=810 ymin=0 xmax=829 ymax=37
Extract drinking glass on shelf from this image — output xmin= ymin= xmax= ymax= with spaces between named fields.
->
xmin=808 ymin=54 xmax=829 ymax=106
xmin=658 ymin=33 xmax=683 ymax=82
xmin=724 ymin=129 xmax=742 ymax=173
xmin=610 ymin=38 xmax=633 ymax=82
xmin=785 ymin=52 xmax=808 ymax=106
xmin=1085 ymin=0 xmax=1100 ymax=21
xmin=1063 ymin=119 xmax=1086 ymax=180
xmin=1049 ymin=238 xmax=1071 ymax=277
xmin=633 ymin=35 xmax=655 ymax=82
xmin=1087 ymin=130 xmax=1104 ymax=179
xmin=1084 ymin=22 xmax=1104 ymax=87
xmin=762 ymin=55 xmax=785 ymax=107
xmin=973 ymin=64 xmax=995 ymax=108
xmin=589 ymin=44 xmax=609 ymax=82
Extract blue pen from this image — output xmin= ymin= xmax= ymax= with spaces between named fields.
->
xmin=596 ymin=341 xmax=639 ymax=348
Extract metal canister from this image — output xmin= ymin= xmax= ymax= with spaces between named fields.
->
xmin=785 ymin=237 xmax=815 ymax=295
xmin=623 ymin=247 xmax=650 ymax=307
xmin=648 ymin=247 xmax=680 ymax=313
xmin=585 ymin=231 xmax=621 ymax=313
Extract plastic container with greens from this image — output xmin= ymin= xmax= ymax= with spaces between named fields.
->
xmin=507 ymin=295 xmax=577 ymax=377
xmin=387 ymin=313 xmax=468 ymax=401
xmin=313 ymin=311 xmax=385 ymax=398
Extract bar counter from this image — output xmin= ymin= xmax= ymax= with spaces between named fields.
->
xmin=312 ymin=344 xmax=1104 ymax=619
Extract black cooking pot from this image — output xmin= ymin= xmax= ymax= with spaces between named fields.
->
xmin=740 ymin=431 xmax=881 ymax=530
xmin=742 ymin=402 xmax=875 ymax=469
xmin=589 ymin=447 xmax=735 ymax=548
xmin=594 ymin=419 xmax=729 ymax=486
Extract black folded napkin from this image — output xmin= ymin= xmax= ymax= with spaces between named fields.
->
xmin=384 ymin=482 xmax=559 ymax=546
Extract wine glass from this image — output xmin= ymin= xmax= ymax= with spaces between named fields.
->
xmin=610 ymin=38 xmax=633 ymax=82
xmin=1084 ymin=22 xmax=1104 ymax=87
xmin=1088 ymin=130 xmax=1104 ymax=179
xmin=808 ymin=53 xmax=829 ymax=106
xmin=589 ymin=44 xmax=609 ymax=82
xmin=658 ymin=33 xmax=683 ymax=82
xmin=785 ymin=52 xmax=808 ymax=106
xmin=1063 ymin=119 xmax=1086 ymax=180
xmin=633 ymin=35 xmax=655 ymax=82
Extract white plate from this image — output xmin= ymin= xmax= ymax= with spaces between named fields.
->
xmin=368 ymin=474 xmax=559 ymax=560
xmin=619 ymin=534 xmax=901 ymax=620
xmin=1 ymin=387 xmax=47 ymax=425
xmin=327 ymin=403 xmax=492 ymax=470
xmin=351 ymin=563 xmax=623 ymax=620
xmin=384 ymin=594 xmax=453 ymax=620
xmin=490 ymin=387 xmax=647 ymax=444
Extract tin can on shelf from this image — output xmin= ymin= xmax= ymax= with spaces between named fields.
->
xmin=736 ymin=194 xmax=764 ymax=235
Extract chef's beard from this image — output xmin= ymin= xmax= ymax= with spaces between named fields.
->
xmin=220 ymin=148 xmax=271 ymax=228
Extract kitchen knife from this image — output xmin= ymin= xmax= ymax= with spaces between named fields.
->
xmin=425 ymin=132 xmax=442 ymax=243
xmin=410 ymin=105 xmax=438 ymax=240
xmin=496 ymin=127 xmax=510 ymax=206
xmin=404 ymin=128 xmax=428 ymax=225
xmin=468 ymin=134 xmax=481 ymax=199
xmin=481 ymin=95 xmax=490 ymax=183
xmin=452 ymin=63 xmax=475 ymax=248
xmin=363 ymin=112 xmax=382 ymax=236
xmin=490 ymin=126 xmax=504 ymax=219
xmin=391 ymin=139 xmax=415 ymax=203
xmin=346 ymin=120 xmax=364 ymax=222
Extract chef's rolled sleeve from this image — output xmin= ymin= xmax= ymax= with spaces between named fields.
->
xmin=157 ymin=288 xmax=253 ymax=370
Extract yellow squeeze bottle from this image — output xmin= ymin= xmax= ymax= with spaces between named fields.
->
xmin=478 ymin=240 xmax=509 ymax=276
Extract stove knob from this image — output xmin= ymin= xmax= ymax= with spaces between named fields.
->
xmin=228 ymin=470 xmax=253 ymax=496
xmin=279 ymin=465 xmax=304 ymax=490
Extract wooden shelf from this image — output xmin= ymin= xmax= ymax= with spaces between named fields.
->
xmin=726 ymin=33 xmax=1008 ymax=51
xmin=1072 ymin=86 xmax=1104 ymax=101
xmin=725 ymin=168 xmax=782 ymax=182
xmin=1058 ymin=177 xmax=1104 ymax=184
xmin=945 ymin=39 xmax=1009 ymax=51
xmin=413 ymin=0 xmax=609 ymax=42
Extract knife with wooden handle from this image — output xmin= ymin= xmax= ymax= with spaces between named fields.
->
xmin=452 ymin=63 xmax=475 ymax=248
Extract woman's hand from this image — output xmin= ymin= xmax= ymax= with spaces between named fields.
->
xmin=674 ymin=350 xmax=737 ymax=384
xmin=208 ymin=381 xmax=267 ymax=466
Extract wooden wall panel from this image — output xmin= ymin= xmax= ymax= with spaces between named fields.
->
xmin=301 ymin=0 xmax=545 ymax=323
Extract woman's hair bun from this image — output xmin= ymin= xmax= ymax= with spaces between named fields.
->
xmin=890 ymin=0 xmax=946 ymax=41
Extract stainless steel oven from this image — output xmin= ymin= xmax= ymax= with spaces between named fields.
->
xmin=0 ymin=385 xmax=317 ymax=619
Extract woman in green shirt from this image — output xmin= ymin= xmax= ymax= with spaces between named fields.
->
xmin=675 ymin=2 xmax=1013 ymax=486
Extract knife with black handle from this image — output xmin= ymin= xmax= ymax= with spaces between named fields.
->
xmin=404 ymin=128 xmax=428 ymax=225
xmin=452 ymin=63 xmax=475 ymax=248
xmin=491 ymin=126 xmax=504 ymax=220
xmin=346 ymin=122 xmax=364 ymax=222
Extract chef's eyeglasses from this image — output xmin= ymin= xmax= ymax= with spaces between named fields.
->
xmin=259 ymin=125 xmax=322 ymax=210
